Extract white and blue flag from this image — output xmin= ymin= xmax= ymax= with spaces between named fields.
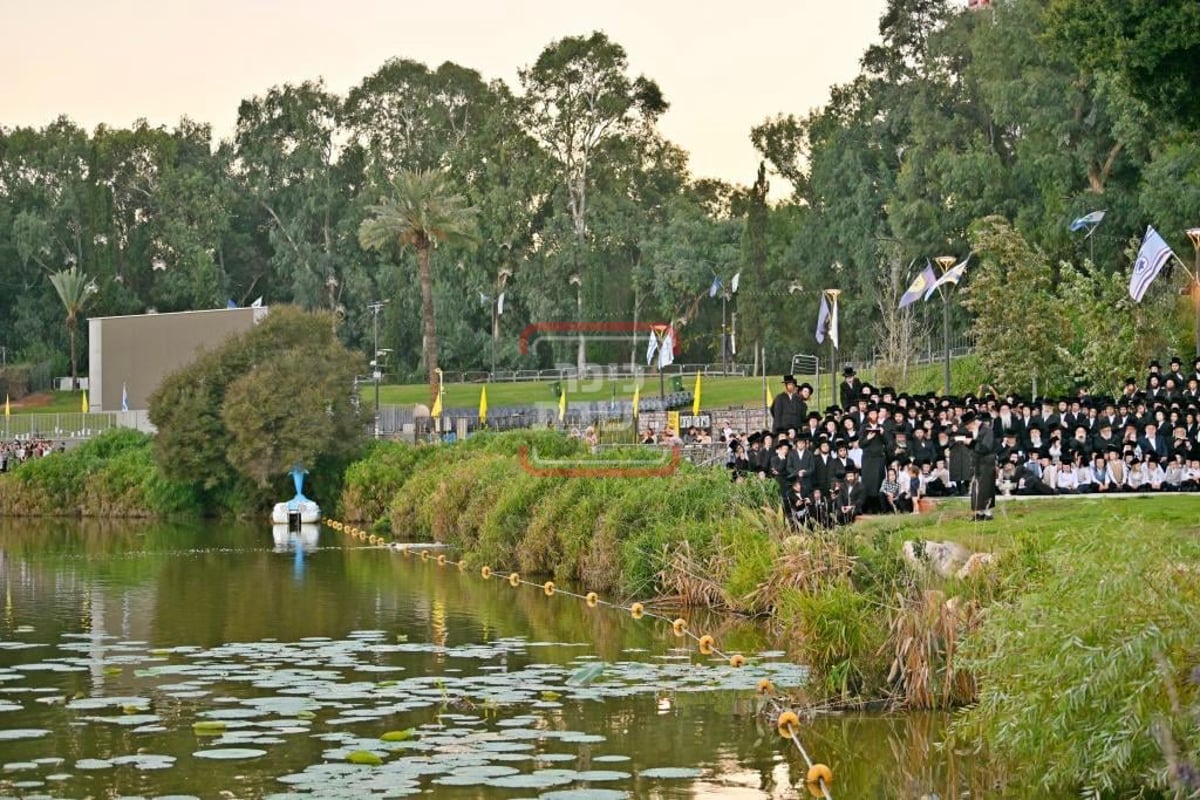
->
xmin=1069 ymin=210 xmax=1106 ymax=233
xmin=1128 ymin=226 xmax=1175 ymax=303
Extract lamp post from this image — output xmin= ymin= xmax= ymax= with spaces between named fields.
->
xmin=368 ymin=300 xmax=389 ymax=438
xmin=569 ymin=274 xmax=583 ymax=378
xmin=491 ymin=267 xmax=512 ymax=378
xmin=1187 ymin=229 xmax=1200 ymax=357
xmin=934 ymin=255 xmax=957 ymax=396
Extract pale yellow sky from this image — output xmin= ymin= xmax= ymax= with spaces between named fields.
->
xmin=2 ymin=0 xmax=891 ymax=187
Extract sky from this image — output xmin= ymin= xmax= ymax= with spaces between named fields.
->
xmin=2 ymin=0 xmax=890 ymax=189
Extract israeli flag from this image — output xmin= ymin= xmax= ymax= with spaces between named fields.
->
xmin=709 ymin=276 xmax=723 ymax=298
xmin=1069 ymin=210 xmax=1106 ymax=232
xmin=121 ymin=382 xmax=129 ymax=412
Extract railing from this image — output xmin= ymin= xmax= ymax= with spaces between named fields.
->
xmin=430 ymin=363 xmax=753 ymax=384
xmin=1 ymin=410 xmax=155 ymax=441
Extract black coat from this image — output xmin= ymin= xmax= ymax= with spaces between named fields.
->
xmin=860 ymin=427 xmax=887 ymax=497
xmin=771 ymin=391 xmax=807 ymax=433
xmin=839 ymin=378 xmax=861 ymax=411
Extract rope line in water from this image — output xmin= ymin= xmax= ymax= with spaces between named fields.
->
xmin=324 ymin=519 xmax=834 ymax=797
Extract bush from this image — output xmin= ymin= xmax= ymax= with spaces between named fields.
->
xmin=952 ymin=521 xmax=1200 ymax=796
xmin=0 ymin=429 xmax=200 ymax=517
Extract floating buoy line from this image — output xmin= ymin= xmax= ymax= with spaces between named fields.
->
xmin=323 ymin=519 xmax=834 ymax=798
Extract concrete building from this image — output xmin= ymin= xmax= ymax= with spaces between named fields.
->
xmin=88 ymin=307 xmax=268 ymax=412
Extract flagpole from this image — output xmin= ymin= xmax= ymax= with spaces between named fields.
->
xmin=935 ymin=256 xmax=957 ymax=395
xmin=826 ymin=289 xmax=841 ymax=405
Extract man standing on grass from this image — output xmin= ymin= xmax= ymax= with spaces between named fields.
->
xmin=961 ymin=411 xmax=997 ymax=520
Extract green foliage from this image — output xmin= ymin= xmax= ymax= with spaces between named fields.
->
xmin=953 ymin=518 xmax=1200 ymax=796
xmin=962 ymin=218 xmax=1074 ymax=394
xmin=0 ymin=429 xmax=200 ymax=516
xmin=149 ymin=306 xmax=366 ymax=508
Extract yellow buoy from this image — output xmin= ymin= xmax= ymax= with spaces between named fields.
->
xmin=806 ymin=763 xmax=833 ymax=788
xmin=697 ymin=634 xmax=715 ymax=655
xmin=757 ymin=678 xmax=775 ymax=695
xmin=481 ymin=566 xmax=492 ymax=579
xmin=671 ymin=618 xmax=687 ymax=636
xmin=729 ymin=654 xmax=746 ymax=668
xmin=585 ymin=592 xmax=599 ymax=608
xmin=777 ymin=710 xmax=799 ymax=738
xmin=456 ymin=560 xmax=465 ymax=571
xmin=508 ymin=572 xmax=521 ymax=587
xmin=630 ymin=602 xmax=645 ymax=620
xmin=543 ymin=581 xmax=556 ymax=597
xmin=436 ymin=554 xmax=446 ymax=566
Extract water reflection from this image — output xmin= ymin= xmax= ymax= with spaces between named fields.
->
xmin=0 ymin=518 xmax=1032 ymax=798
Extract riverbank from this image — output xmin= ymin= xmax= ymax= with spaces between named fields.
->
xmin=344 ymin=431 xmax=1199 ymax=797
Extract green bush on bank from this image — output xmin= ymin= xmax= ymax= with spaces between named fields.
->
xmin=0 ymin=429 xmax=202 ymax=517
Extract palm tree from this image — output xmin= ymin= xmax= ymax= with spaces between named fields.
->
xmin=358 ymin=170 xmax=478 ymax=404
xmin=48 ymin=267 xmax=98 ymax=390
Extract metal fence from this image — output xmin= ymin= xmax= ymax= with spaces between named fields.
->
xmin=1 ymin=410 xmax=154 ymax=441
xmin=425 ymin=362 xmax=752 ymax=385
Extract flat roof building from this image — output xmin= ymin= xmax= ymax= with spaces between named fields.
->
xmin=88 ymin=306 xmax=268 ymax=412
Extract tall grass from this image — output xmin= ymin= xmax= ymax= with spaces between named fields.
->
xmin=0 ymin=429 xmax=201 ymax=517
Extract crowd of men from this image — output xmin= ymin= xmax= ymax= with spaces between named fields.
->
xmin=726 ymin=356 xmax=1200 ymax=529
xmin=0 ymin=438 xmax=61 ymax=472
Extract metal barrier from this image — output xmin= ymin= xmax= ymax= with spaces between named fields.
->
xmin=2 ymin=412 xmax=118 ymax=440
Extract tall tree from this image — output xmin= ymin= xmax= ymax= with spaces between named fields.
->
xmin=358 ymin=170 xmax=479 ymax=403
xmin=519 ymin=32 xmax=668 ymax=369
xmin=47 ymin=266 xmax=97 ymax=389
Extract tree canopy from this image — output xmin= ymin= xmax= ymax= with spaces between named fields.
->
xmin=2 ymin=1 xmax=1198 ymax=394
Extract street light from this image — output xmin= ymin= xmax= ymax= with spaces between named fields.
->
xmin=934 ymin=255 xmax=957 ymax=396
xmin=1187 ymin=228 xmax=1200 ymax=357
xmin=368 ymin=300 xmax=389 ymax=438
xmin=569 ymin=274 xmax=583 ymax=377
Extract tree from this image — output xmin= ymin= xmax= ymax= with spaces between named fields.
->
xmin=47 ymin=267 xmax=97 ymax=389
xmin=149 ymin=306 xmax=365 ymax=500
xmin=961 ymin=217 xmax=1073 ymax=395
xmin=519 ymin=32 xmax=668 ymax=370
xmin=1047 ymin=0 xmax=1200 ymax=130
xmin=358 ymin=170 xmax=478 ymax=403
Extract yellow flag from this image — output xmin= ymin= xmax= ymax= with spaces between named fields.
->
xmin=632 ymin=383 xmax=640 ymax=419
xmin=692 ymin=373 xmax=702 ymax=415
xmin=558 ymin=383 xmax=567 ymax=422
xmin=82 ymin=391 xmax=89 ymax=413
xmin=4 ymin=394 xmax=9 ymax=417
xmin=765 ymin=381 xmax=772 ymax=414
xmin=431 ymin=387 xmax=443 ymax=419
xmin=667 ymin=410 xmax=680 ymax=435
xmin=478 ymin=385 xmax=488 ymax=426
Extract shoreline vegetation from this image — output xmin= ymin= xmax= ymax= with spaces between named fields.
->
xmin=0 ymin=427 xmax=1196 ymax=795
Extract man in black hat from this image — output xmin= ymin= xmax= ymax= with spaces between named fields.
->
xmin=959 ymin=411 xmax=997 ymax=520
xmin=771 ymin=375 xmax=807 ymax=435
xmin=768 ymin=438 xmax=796 ymax=505
xmin=839 ymin=366 xmax=860 ymax=412
xmin=836 ymin=463 xmax=865 ymax=524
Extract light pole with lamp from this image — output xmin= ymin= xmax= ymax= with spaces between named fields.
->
xmin=934 ymin=255 xmax=957 ymax=396
xmin=1187 ymin=228 xmax=1200 ymax=357
xmin=489 ymin=267 xmax=513 ymax=378
xmin=368 ymin=299 xmax=389 ymax=438
xmin=569 ymin=274 xmax=583 ymax=378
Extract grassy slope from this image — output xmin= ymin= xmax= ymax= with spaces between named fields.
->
xmin=5 ymin=390 xmax=92 ymax=415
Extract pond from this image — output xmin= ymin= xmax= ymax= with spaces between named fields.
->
xmin=0 ymin=519 xmax=992 ymax=798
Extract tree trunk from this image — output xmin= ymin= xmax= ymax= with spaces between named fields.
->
xmin=418 ymin=245 xmax=439 ymax=406
xmin=67 ymin=316 xmax=77 ymax=391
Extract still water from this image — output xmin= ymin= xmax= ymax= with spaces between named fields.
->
xmin=0 ymin=519 xmax=988 ymax=798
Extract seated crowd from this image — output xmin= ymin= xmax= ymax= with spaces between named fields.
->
xmin=725 ymin=356 xmax=1200 ymax=530
xmin=0 ymin=437 xmax=61 ymax=472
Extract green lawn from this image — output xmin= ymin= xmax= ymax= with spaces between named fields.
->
xmin=5 ymin=390 xmax=92 ymax=415
xmin=855 ymin=492 xmax=1200 ymax=551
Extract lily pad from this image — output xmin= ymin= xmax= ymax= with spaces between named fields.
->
xmin=346 ymin=750 xmax=384 ymax=765
xmin=0 ymin=728 xmax=51 ymax=741
xmin=639 ymin=766 xmax=704 ymax=779
xmin=193 ymin=748 xmax=268 ymax=760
